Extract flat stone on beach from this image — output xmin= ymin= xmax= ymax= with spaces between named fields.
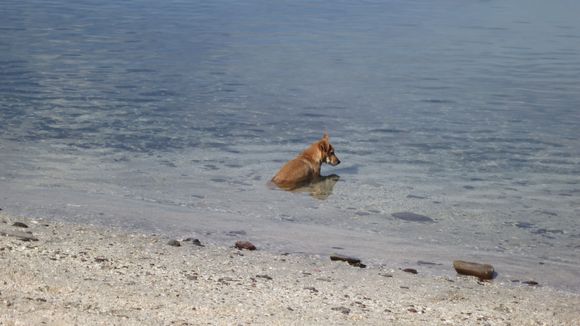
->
xmin=522 ymin=281 xmax=539 ymax=286
xmin=330 ymin=254 xmax=366 ymax=268
xmin=453 ymin=260 xmax=495 ymax=280
xmin=392 ymin=212 xmax=434 ymax=223
xmin=94 ymin=256 xmax=108 ymax=263
xmin=183 ymin=238 xmax=204 ymax=247
xmin=235 ymin=241 xmax=256 ymax=251
xmin=12 ymin=222 xmax=29 ymax=228
xmin=167 ymin=239 xmax=181 ymax=247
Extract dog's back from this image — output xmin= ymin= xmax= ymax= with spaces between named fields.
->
xmin=272 ymin=154 xmax=317 ymax=189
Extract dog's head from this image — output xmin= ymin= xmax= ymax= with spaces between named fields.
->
xmin=318 ymin=133 xmax=340 ymax=166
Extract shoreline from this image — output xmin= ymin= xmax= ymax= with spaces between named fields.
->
xmin=1 ymin=212 xmax=580 ymax=325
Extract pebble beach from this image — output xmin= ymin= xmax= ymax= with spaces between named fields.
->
xmin=1 ymin=212 xmax=579 ymax=325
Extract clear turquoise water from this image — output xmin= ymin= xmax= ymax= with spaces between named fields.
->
xmin=1 ymin=0 xmax=579 ymax=291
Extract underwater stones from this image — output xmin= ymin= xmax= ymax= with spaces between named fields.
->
xmin=453 ymin=260 xmax=495 ymax=280
xmin=227 ymin=230 xmax=247 ymax=236
xmin=392 ymin=212 xmax=435 ymax=223
xmin=406 ymin=194 xmax=427 ymax=199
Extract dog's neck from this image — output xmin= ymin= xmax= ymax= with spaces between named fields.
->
xmin=300 ymin=145 xmax=324 ymax=174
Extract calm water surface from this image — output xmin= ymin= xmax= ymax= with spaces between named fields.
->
xmin=1 ymin=0 xmax=579 ymax=291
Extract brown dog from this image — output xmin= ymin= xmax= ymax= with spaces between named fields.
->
xmin=271 ymin=133 xmax=340 ymax=190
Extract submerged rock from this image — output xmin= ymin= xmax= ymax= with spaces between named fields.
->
xmin=12 ymin=222 xmax=29 ymax=228
xmin=406 ymin=194 xmax=427 ymax=199
xmin=392 ymin=212 xmax=435 ymax=223
xmin=403 ymin=268 xmax=418 ymax=274
xmin=227 ymin=230 xmax=247 ymax=236
xmin=453 ymin=260 xmax=495 ymax=280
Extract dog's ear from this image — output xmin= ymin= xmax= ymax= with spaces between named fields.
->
xmin=319 ymin=137 xmax=329 ymax=153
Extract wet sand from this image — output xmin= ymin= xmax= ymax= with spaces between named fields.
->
xmin=1 ymin=212 xmax=579 ymax=325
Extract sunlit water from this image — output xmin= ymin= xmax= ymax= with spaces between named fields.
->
xmin=1 ymin=0 xmax=579 ymax=291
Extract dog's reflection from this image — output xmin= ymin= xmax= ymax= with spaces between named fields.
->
xmin=291 ymin=174 xmax=340 ymax=200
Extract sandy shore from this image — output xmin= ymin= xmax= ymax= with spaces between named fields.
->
xmin=1 ymin=212 xmax=579 ymax=325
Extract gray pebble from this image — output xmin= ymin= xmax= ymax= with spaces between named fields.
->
xmin=167 ymin=240 xmax=181 ymax=247
xmin=331 ymin=306 xmax=351 ymax=314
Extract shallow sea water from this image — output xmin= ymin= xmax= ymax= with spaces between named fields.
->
xmin=1 ymin=0 xmax=579 ymax=291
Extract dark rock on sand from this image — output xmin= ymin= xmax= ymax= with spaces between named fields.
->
xmin=167 ymin=240 xmax=181 ymax=247
xmin=183 ymin=238 xmax=204 ymax=247
xmin=331 ymin=306 xmax=351 ymax=314
xmin=304 ymin=287 xmax=319 ymax=293
xmin=330 ymin=254 xmax=366 ymax=268
xmin=256 ymin=274 xmax=273 ymax=281
xmin=235 ymin=241 xmax=256 ymax=251
xmin=12 ymin=222 xmax=29 ymax=228
xmin=185 ymin=274 xmax=198 ymax=281
xmin=392 ymin=212 xmax=435 ymax=223
xmin=522 ymin=281 xmax=539 ymax=286
xmin=453 ymin=260 xmax=495 ymax=280
xmin=403 ymin=268 xmax=418 ymax=274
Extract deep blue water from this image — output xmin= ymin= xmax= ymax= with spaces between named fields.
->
xmin=1 ymin=0 xmax=580 ymax=291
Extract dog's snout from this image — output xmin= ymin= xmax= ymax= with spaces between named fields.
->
xmin=330 ymin=156 xmax=340 ymax=166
